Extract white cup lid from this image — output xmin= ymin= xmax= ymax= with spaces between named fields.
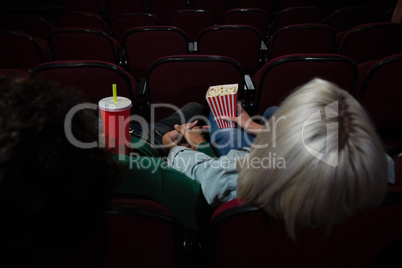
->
xmin=98 ymin=96 xmax=132 ymax=112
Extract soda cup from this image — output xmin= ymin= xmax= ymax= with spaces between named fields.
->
xmin=98 ymin=96 xmax=132 ymax=155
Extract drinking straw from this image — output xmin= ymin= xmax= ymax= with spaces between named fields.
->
xmin=112 ymin=83 xmax=117 ymax=102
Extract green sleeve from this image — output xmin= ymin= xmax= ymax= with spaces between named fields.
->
xmin=114 ymin=154 xmax=212 ymax=230
xmin=129 ymin=136 xmax=159 ymax=157
xmin=196 ymin=142 xmax=218 ymax=158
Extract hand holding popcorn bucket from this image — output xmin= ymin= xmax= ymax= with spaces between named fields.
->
xmin=205 ymin=84 xmax=238 ymax=128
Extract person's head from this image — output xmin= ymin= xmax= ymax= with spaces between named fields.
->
xmin=237 ymin=78 xmax=388 ymax=240
xmin=0 ymin=78 xmax=124 ymax=248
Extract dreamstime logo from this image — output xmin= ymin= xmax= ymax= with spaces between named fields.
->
xmin=302 ymin=101 xmax=339 ymax=167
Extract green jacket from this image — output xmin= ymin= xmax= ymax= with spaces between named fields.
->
xmin=114 ymin=138 xmax=215 ymax=230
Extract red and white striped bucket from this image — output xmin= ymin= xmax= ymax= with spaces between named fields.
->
xmin=206 ymin=84 xmax=238 ymax=129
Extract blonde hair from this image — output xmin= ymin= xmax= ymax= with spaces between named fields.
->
xmin=237 ymin=78 xmax=388 ymax=240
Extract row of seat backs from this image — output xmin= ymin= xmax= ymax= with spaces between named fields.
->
xmin=57 ymin=5 xmax=401 ymax=45
xmin=2 ymin=21 xmax=402 ymax=81
xmin=270 ymin=5 xmax=394 ymax=34
xmin=54 ymin=10 xmax=402 ymax=65
xmin=59 ymin=4 xmax=393 ymax=39
xmin=0 ymin=55 xmax=244 ymax=121
xmin=31 ymin=56 xmax=244 ymax=122
xmin=0 ymin=5 xmax=389 ymax=42
xmin=58 ymin=0 xmax=394 ymax=23
xmin=0 ymin=5 xmax=390 ymax=58
xmin=0 ymin=24 xmax=263 ymax=77
xmin=267 ymin=21 xmax=402 ymax=61
xmin=59 ymin=0 xmax=286 ymax=23
xmin=1 ymin=52 xmax=401 ymax=132
xmin=0 ymin=7 xmax=271 ymax=41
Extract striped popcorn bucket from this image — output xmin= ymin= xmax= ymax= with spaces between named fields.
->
xmin=205 ymin=84 xmax=238 ymax=129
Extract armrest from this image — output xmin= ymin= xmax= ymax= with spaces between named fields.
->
xmin=244 ymin=74 xmax=255 ymax=90
xmin=188 ymin=42 xmax=195 ymax=53
xmin=136 ymin=78 xmax=150 ymax=118
xmin=243 ymin=75 xmax=256 ymax=115
xmin=193 ymin=41 xmax=198 ymax=52
xmin=260 ymin=40 xmax=268 ymax=51
xmin=137 ymin=78 xmax=147 ymax=96
xmin=259 ymin=40 xmax=268 ymax=64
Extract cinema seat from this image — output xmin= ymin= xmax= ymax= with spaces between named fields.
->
xmin=143 ymin=55 xmax=245 ymax=121
xmin=31 ymin=60 xmax=138 ymax=113
xmin=251 ymin=54 xmax=357 ymax=115
xmin=209 ymin=190 xmax=402 ymax=267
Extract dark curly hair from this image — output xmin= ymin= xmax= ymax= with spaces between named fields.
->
xmin=0 ymin=78 xmax=125 ymax=254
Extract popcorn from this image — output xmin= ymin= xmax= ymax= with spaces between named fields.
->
xmin=206 ymin=84 xmax=238 ymax=97
xmin=206 ymin=84 xmax=238 ymax=128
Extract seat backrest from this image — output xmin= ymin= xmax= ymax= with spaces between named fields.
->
xmin=123 ymin=26 xmax=188 ymax=81
xmin=148 ymin=0 xmax=188 ymax=24
xmin=0 ymin=14 xmax=56 ymax=40
xmin=278 ymin=0 xmax=317 ymax=10
xmin=352 ymin=59 xmax=378 ymax=96
xmin=365 ymin=0 xmax=396 ymax=15
xmin=236 ymin=0 xmax=276 ymax=18
xmin=192 ymin=0 xmax=232 ymax=21
xmin=197 ymin=25 xmax=262 ymax=75
xmin=338 ymin=22 xmax=402 ymax=64
xmin=99 ymin=198 xmax=184 ymax=268
xmin=354 ymin=53 xmax=402 ymax=141
xmin=60 ymin=0 xmax=104 ymax=15
xmin=209 ymin=190 xmax=402 ymax=267
xmin=48 ymin=28 xmax=121 ymax=64
xmin=145 ymin=55 xmax=244 ymax=121
xmin=322 ymin=6 xmax=376 ymax=33
xmin=268 ymin=23 xmax=336 ymax=59
xmin=3 ymin=198 xmax=183 ymax=268
xmin=105 ymin=0 xmax=145 ymax=19
xmin=31 ymin=60 xmax=138 ymax=110
xmin=59 ymin=12 xmax=111 ymax=34
xmin=221 ymin=8 xmax=270 ymax=39
xmin=167 ymin=9 xmax=214 ymax=42
xmin=252 ymin=54 xmax=357 ymax=115
xmin=0 ymin=30 xmax=49 ymax=70
xmin=271 ymin=6 xmax=321 ymax=33
xmin=111 ymin=13 xmax=160 ymax=43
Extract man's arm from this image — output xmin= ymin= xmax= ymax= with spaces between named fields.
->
xmin=221 ymin=105 xmax=263 ymax=136
xmin=167 ymin=146 xmax=249 ymax=207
